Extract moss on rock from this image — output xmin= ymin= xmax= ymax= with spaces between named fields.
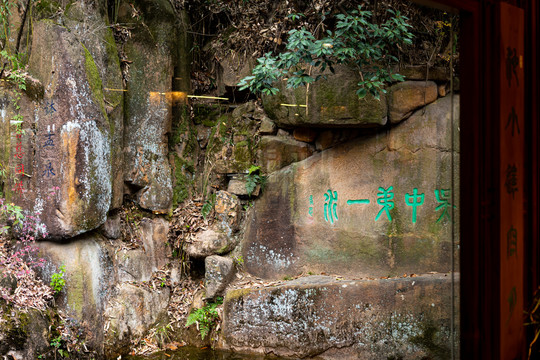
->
xmin=82 ymin=45 xmax=108 ymax=122
xmin=172 ymin=153 xmax=194 ymax=207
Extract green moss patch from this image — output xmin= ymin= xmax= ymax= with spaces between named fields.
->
xmin=82 ymin=45 xmax=108 ymax=122
xmin=172 ymin=154 xmax=194 ymax=207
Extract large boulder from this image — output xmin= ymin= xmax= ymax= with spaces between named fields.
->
xmin=63 ymin=0 xmax=125 ymax=210
xmin=243 ymin=95 xmax=459 ymax=279
xmin=121 ymin=0 xmax=180 ymax=213
xmin=263 ymin=65 xmax=387 ymax=128
xmin=6 ymin=19 xmax=116 ymax=239
xmin=387 ymin=81 xmax=439 ymax=123
xmin=204 ymin=255 xmax=235 ymax=299
xmin=258 ymin=135 xmax=314 ymax=174
xmin=104 ymin=283 xmax=170 ymax=358
xmin=185 ymin=227 xmax=238 ymax=258
xmin=222 ymin=274 xmax=455 ymax=359
xmin=36 ymin=234 xmax=114 ymax=356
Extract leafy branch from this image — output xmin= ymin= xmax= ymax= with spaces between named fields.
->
xmin=239 ymin=6 xmax=413 ymax=99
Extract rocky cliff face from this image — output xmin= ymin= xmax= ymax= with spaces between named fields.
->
xmin=6 ymin=18 xmax=116 ymax=238
xmin=245 ymin=95 xmax=459 ymax=280
xmin=0 ymin=0 xmax=459 ymax=358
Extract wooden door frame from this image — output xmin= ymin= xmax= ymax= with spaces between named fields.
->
xmin=410 ymin=0 xmax=539 ymax=358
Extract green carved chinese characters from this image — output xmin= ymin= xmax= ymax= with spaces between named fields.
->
xmin=324 ymin=189 xmax=338 ymax=224
xmin=375 ymin=186 xmax=394 ymax=222
xmin=309 ymin=186 xmax=458 ymax=225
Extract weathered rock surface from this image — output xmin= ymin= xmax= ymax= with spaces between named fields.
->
xmin=215 ymin=190 xmax=241 ymax=232
xmin=5 ymin=20 xmax=116 ymax=239
xmin=258 ymin=136 xmax=314 ymax=174
xmin=63 ymin=0 xmax=125 ymax=210
xmin=104 ymin=283 xmax=170 ymax=358
xmin=263 ymin=65 xmax=387 ymax=128
xmin=258 ymin=117 xmax=277 ymax=135
xmin=244 ymin=95 xmax=459 ymax=279
xmin=387 ymin=81 xmax=439 ymax=123
xmin=34 ymin=215 xmax=172 ymax=356
xmin=216 ymin=51 xmax=254 ymax=95
xmin=184 ymin=190 xmax=241 ymax=258
xmin=222 ymin=274 xmax=455 ymax=359
xmin=0 ymin=309 xmax=50 ymax=360
xmin=204 ymin=255 xmax=235 ymax=299
xmin=101 ymin=212 xmax=122 ymax=239
xmin=185 ymin=228 xmax=238 ymax=258
xmin=36 ymin=234 xmax=114 ymax=356
xmin=121 ymin=0 xmax=178 ymax=213
xmin=227 ymin=177 xmax=260 ymax=197
xmin=115 ymin=217 xmax=170 ymax=282
xmin=212 ymin=102 xmax=261 ymax=174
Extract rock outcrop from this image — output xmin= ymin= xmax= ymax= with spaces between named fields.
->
xmin=120 ymin=0 xmax=179 ymax=213
xmin=0 ymin=2 xmax=461 ymax=358
xmin=244 ymin=95 xmax=460 ymax=279
xmin=5 ymin=19 xmax=117 ymax=238
xmin=222 ymin=274 xmax=455 ymax=359
xmin=263 ymin=65 xmax=388 ymax=128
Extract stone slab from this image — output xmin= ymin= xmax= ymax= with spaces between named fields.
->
xmin=263 ymin=65 xmax=387 ymax=128
xmin=222 ymin=274 xmax=457 ymax=359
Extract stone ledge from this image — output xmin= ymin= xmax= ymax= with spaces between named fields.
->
xmin=221 ymin=273 xmax=457 ymax=359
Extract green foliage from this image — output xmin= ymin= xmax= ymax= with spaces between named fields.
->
xmin=286 ymin=12 xmax=305 ymax=22
xmin=185 ymin=297 xmax=223 ymax=340
xmin=50 ymin=265 xmax=66 ymax=295
xmin=50 ymin=334 xmax=69 ymax=358
xmin=201 ymin=192 xmax=216 ymax=220
xmin=245 ymin=165 xmax=266 ymax=197
xmin=239 ymin=6 xmax=413 ymax=99
xmin=154 ymin=323 xmax=173 ymax=347
xmin=0 ymin=200 xmax=23 ymax=234
xmin=234 ymin=255 xmax=244 ymax=266
xmin=0 ymin=0 xmax=27 ymax=186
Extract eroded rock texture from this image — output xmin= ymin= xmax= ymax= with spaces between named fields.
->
xmin=244 ymin=95 xmax=460 ymax=279
xmin=223 ymin=274 xmax=455 ymax=359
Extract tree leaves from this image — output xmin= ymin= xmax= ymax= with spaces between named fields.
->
xmin=238 ymin=5 xmax=414 ymax=99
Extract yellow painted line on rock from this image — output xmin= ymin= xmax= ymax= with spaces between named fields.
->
xmin=187 ymin=95 xmax=229 ymax=100
xmin=108 ymin=89 xmax=230 ymax=101
xmin=280 ymin=103 xmax=307 ymax=108
xmin=150 ymin=92 xmax=228 ymax=100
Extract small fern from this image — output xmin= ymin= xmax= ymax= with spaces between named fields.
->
xmin=245 ymin=165 xmax=266 ymax=197
xmin=185 ymin=298 xmax=223 ymax=340
xmin=201 ymin=193 xmax=216 ymax=220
